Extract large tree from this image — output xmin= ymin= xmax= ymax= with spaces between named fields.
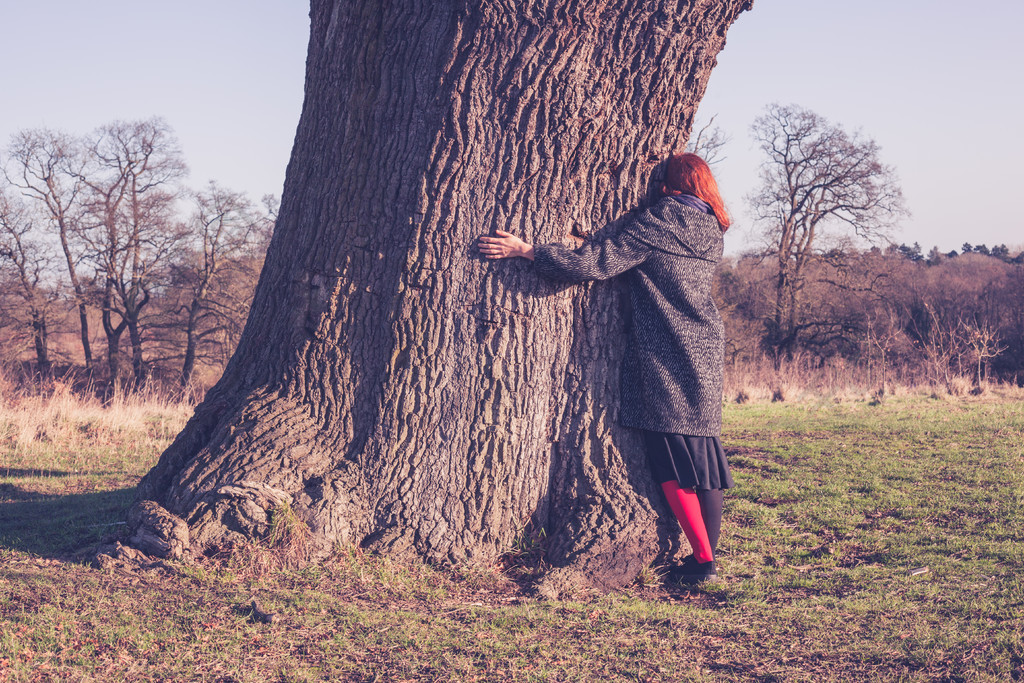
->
xmin=130 ymin=0 xmax=753 ymax=594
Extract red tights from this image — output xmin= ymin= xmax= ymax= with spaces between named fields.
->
xmin=660 ymin=480 xmax=714 ymax=563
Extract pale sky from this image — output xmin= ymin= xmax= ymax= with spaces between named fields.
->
xmin=2 ymin=1 xmax=1022 ymax=256
xmin=700 ymin=0 xmax=1024 ymax=254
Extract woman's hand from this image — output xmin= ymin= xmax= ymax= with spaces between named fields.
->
xmin=478 ymin=229 xmax=535 ymax=261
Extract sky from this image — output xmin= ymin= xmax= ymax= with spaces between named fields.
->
xmin=699 ymin=0 xmax=1024 ymax=254
xmin=2 ymin=0 xmax=1022 ymax=256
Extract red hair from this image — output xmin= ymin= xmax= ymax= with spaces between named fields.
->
xmin=661 ymin=152 xmax=731 ymax=231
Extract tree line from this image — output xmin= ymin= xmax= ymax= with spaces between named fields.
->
xmin=717 ymin=243 xmax=1024 ymax=393
xmin=3 ymin=107 xmax=1021 ymax=396
xmin=0 ymin=119 xmax=273 ymax=392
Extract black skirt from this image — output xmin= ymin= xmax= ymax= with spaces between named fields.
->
xmin=643 ymin=431 xmax=734 ymax=490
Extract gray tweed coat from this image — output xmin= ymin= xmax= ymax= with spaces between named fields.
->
xmin=533 ymin=196 xmax=725 ymax=436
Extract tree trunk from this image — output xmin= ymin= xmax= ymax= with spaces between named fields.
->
xmin=127 ymin=317 xmax=146 ymax=387
xmin=76 ymin=301 xmax=94 ymax=371
xmin=102 ymin=285 xmax=128 ymax=388
xmin=123 ymin=288 xmax=150 ymax=387
xmin=771 ymin=263 xmax=788 ymax=367
xmin=61 ymin=234 xmax=94 ymax=370
xmin=180 ymin=299 xmax=201 ymax=387
xmin=103 ymin=324 xmax=124 ymax=387
xmin=31 ymin=311 xmax=52 ymax=380
xmin=136 ymin=0 xmax=752 ymax=594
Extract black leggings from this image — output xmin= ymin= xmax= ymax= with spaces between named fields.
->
xmin=695 ymin=488 xmax=723 ymax=552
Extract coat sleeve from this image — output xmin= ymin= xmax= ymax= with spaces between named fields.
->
xmin=532 ymin=223 xmax=652 ymax=282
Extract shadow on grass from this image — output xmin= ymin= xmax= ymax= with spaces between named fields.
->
xmin=0 ymin=485 xmax=134 ymax=557
xmin=0 ymin=468 xmax=128 ymax=478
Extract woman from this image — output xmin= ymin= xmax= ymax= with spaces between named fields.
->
xmin=478 ymin=152 xmax=733 ymax=585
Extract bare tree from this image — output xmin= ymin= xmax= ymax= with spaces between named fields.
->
xmin=0 ymin=188 xmax=57 ymax=379
xmin=145 ymin=186 xmax=272 ymax=388
xmin=961 ymin=315 xmax=1006 ymax=390
xmin=749 ymin=103 xmax=905 ymax=362
xmin=4 ymin=129 xmax=93 ymax=369
xmin=78 ymin=118 xmax=187 ymax=388
xmin=176 ymin=182 xmax=268 ymax=386
xmin=129 ymin=0 xmax=754 ymax=594
xmin=864 ymin=302 xmax=906 ymax=401
xmin=686 ymin=115 xmax=730 ymax=165
xmin=910 ymin=302 xmax=969 ymax=393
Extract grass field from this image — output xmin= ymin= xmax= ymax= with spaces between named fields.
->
xmin=1 ymin=392 xmax=1022 ymax=681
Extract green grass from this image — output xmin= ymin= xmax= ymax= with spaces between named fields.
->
xmin=1 ymin=396 xmax=1022 ymax=681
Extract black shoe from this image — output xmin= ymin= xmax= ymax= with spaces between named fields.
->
xmin=666 ymin=555 xmax=717 ymax=585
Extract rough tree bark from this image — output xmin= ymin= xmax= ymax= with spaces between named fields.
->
xmin=134 ymin=0 xmax=752 ymax=594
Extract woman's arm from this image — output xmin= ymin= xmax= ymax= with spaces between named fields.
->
xmin=478 ymin=224 xmax=651 ymax=282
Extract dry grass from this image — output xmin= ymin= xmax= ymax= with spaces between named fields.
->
xmin=723 ymin=354 xmax=1024 ymax=405
xmin=0 ymin=379 xmax=192 ymax=459
xmin=0 ymin=379 xmax=191 ymax=559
